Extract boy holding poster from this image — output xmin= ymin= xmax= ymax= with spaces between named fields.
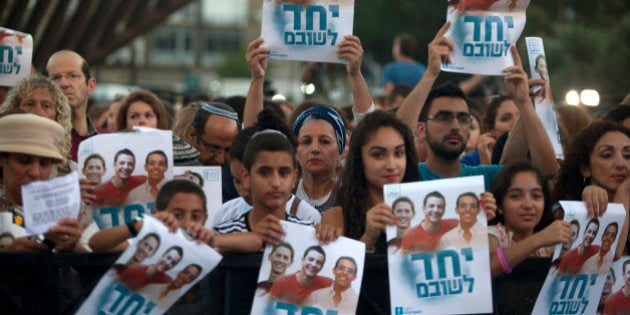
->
xmin=213 ymin=130 xmax=313 ymax=245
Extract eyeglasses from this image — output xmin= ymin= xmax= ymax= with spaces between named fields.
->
xmin=197 ymin=137 xmax=229 ymax=157
xmin=427 ymin=112 xmax=472 ymax=126
xmin=50 ymin=72 xmax=84 ymax=83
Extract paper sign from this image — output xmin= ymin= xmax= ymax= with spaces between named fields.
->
xmin=442 ymin=0 xmax=530 ymax=75
xmin=526 ymin=36 xmax=564 ymax=160
xmin=77 ymin=215 xmax=222 ymax=314
xmin=251 ymin=220 xmax=365 ymax=315
xmin=532 ymin=201 xmax=626 ymax=314
xmin=172 ymin=166 xmax=222 ymax=229
xmin=0 ymin=27 xmax=33 ymax=86
xmin=384 ymin=176 xmax=492 ymax=314
xmin=260 ymin=0 xmax=355 ymax=63
xmin=22 ymin=172 xmax=81 ymax=235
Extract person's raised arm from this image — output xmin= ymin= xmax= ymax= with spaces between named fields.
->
xmin=397 ymin=22 xmax=453 ymax=133
xmin=338 ymin=35 xmax=372 ymax=115
xmin=243 ymin=37 xmax=270 ymax=127
xmin=502 ymin=46 xmax=559 ymax=178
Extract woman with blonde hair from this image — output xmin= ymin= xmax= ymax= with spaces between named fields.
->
xmin=1 ymin=73 xmax=74 ymax=175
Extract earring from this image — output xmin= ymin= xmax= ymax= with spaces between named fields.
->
xmin=583 ymin=177 xmax=590 ymax=185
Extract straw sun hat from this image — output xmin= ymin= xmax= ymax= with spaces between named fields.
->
xmin=0 ymin=113 xmax=64 ymax=162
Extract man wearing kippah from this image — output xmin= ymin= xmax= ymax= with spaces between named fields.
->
xmin=188 ymin=103 xmax=239 ymax=167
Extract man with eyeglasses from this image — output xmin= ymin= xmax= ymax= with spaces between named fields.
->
xmin=126 ymin=150 xmax=169 ymax=204
xmin=395 ymin=22 xmax=559 ymax=189
xmin=45 ymin=50 xmax=108 ymax=162
xmin=438 ymin=192 xmax=486 ymax=250
xmin=306 ymin=256 xmax=359 ymax=313
xmin=188 ymin=103 xmax=239 ymax=167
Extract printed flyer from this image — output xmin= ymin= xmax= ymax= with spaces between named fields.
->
xmin=78 ymin=130 xmax=174 ymax=230
xmin=599 ymin=255 xmax=630 ymax=314
xmin=0 ymin=27 xmax=32 ymax=86
xmin=384 ymin=176 xmax=491 ymax=314
xmin=251 ymin=220 xmax=365 ymax=315
xmin=77 ymin=215 xmax=222 ymax=314
xmin=260 ymin=0 xmax=355 ymax=63
xmin=442 ymin=0 xmax=530 ymax=75
xmin=532 ymin=201 xmax=626 ymax=314
xmin=526 ymin=36 xmax=564 ymax=160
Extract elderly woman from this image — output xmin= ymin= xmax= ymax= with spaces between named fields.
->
xmin=0 ymin=112 xmax=82 ymax=252
xmin=1 ymin=73 xmax=74 ymax=176
xmin=292 ymin=105 xmax=346 ymax=213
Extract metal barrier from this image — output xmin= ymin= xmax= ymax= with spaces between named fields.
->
xmin=0 ymin=252 xmax=550 ymax=314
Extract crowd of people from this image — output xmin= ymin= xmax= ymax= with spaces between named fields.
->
xmin=0 ymin=20 xmax=629 ymax=313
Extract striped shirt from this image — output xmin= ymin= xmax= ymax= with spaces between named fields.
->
xmin=213 ymin=211 xmax=313 ymax=235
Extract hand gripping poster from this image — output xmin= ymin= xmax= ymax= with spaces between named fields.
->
xmin=532 ymin=201 xmax=626 ymax=315
xmin=599 ymin=255 xmax=630 ymax=314
xmin=78 ymin=130 xmax=174 ymax=230
xmin=77 ymin=215 xmax=222 ymax=314
xmin=442 ymin=0 xmax=530 ymax=75
xmin=526 ymin=37 xmax=564 ymax=160
xmin=251 ymin=220 xmax=365 ymax=315
xmin=384 ymin=176 xmax=492 ymax=314
xmin=0 ymin=27 xmax=33 ymax=86
xmin=260 ymin=0 xmax=354 ymax=63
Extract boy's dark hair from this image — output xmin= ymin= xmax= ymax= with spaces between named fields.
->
xmin=114 ymin=148 xmax=135 ymax=163
xmin=418 ymin=83 xmax=469 ymax=122
xmin=242 ymin=130 xmax=296 ymax=171
xmin=155 ymin=179 xmax=207 ymax=212
xmin=145 ymin=150 xmax=168 ymax=165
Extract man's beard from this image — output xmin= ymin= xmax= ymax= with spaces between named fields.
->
xmin=427 ymin=132 xmax=466 ymax=161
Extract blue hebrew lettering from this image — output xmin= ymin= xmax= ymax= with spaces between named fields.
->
xmin=411 ymin=252 xmax=434 ymax=280
xmin=474 ymin=43 xmax=484 ymax=57
xmin=123 ymin=204 xmax=145 ymax=224
xmin=296 ymin=32 xmax=306 ymax=45
xmin=580 ymin=298 xmax=588 ymax=313
xmin=0 ymin=46 xmax=13 ymax=63
xmin=306 ymin=32 xmax=313 ymax=45
xmin=429 ymin=281 xmax=441 ymax=297
xmin=284 ymin=32 xmax=296 ymax=45
xmin=490 ymin=43 xmax=503 ymax=57
xmin=329 ymin=5 xmax=339 ymax=18
xmin=109 ymin=284 xmax=131 ymax=313
xmin=567 ymin=300 xmax=580 ymax=314
xmin=448 ymin=278 xmax=463 ymax=295
xmin=570 ymin=274 xmax=588 ymax=299
xmin=283 ymin=5 xmax=303 ymax=30
xmin=463 ymin=16 xmax=483 ymax=41
xmin=276 ymin=302 xmax=299 ymax=315
xmin=559 ymin=275 xmax=572 ymax=299
xmin=463 ymin=43 xmax=474 ymax=56
xmin=306 ymin=5 xmax=327 ymax=30
xmin=550 ymin=301 xmax=559 ymax=314
xmin=98 ymin=206 xmax=121 ymax=227
xmin=416 ymin=282 xmax=429 ymax=298
xmin=484 ymin=16 xmax=503 ymax=41
xmin=327 ymin=29 xmax=337 ymax=46
xmin=463 ymin=275 xmax=474 ymax=293
xmin=118 ymin=293 xmax=145 ymax=315
xmin=460 ymin=247 xmax=473 ymax=261
xmin=314 ymin=32 xmax=326 ymax=45
xmin=437 ymin=249 xmax=460 ymax=278
xmin=504 ymin=16 xmax=514 ymax=29
xmin=301 ymin=305 xmax=323 ymax=315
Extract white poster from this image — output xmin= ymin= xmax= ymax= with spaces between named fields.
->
xmin=533 ymin=201 xmax=626 ymax=314
xmin=78 ymin=131 xmax=173 ymax=229
xmin=526 ymin=36 xmax=564 ymax=160
xmin=172 ymin=166 xmax=222 ymax=229
xmin=0 ymin=27 xmax=33 ymax=86
xmin=260 ymin=0 xmax=355 ymax=63
xmin=77 ymin=215 xmax=222 ymax=314
xmin=251 ymin=220 xmax=365 ymax=315
xmin=442 ymin=0 xmax=530 ymax=75
xmin=384 ymin=176 xmax=492 ymax=314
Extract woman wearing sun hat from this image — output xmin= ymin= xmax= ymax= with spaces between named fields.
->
xmin=0 ymin=111 xmax=82 ymax=252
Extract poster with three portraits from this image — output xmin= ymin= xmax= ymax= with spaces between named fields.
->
xmin=532 ymin=201 xmax=626 ymax=314
xmin=77 ymin=129 xmax=222 ymax=231
xmin=77 ymin=215 xmax=222 ymax=314
xmin=251 ymin=220 xmax=365 ymax=315
xmin=384 ymin=176 xmax=492 ymax=314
